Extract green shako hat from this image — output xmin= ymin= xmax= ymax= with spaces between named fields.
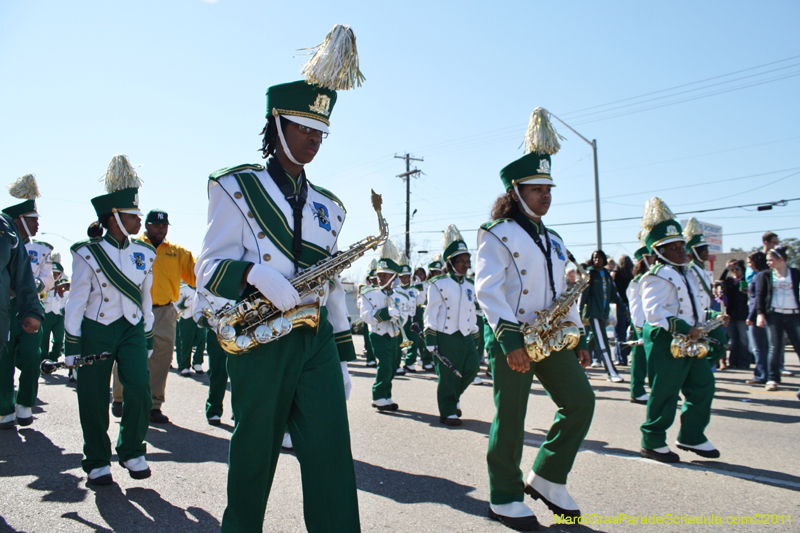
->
xmin=442 ymin=224 xmax=468 ymax=262
xmin=633 ymin=230 xmax=650 ymax=261
xmin=3 ymin=174 xmax=41 ymax=219
xmin=428 ymin=253 xmax=444 ymax=272
xmin=266 ymin=24 xmax=364 ymax=134
xmin=398 ymin=253 xmax=412 ymax=276
xmin=683 ymin=217 xmax=708 ymax=252
xmin=641 ymin=197 xmax=683 ymax=252
xmin=376 ymin=239 xmax=402 ymax=274
xmin=500 ymin=108 xmax=564 ymax=191
xmin=367 ymin=258 xmax=378 ymax=280
xmin=90 ymin=155 xmax=144 ymax=218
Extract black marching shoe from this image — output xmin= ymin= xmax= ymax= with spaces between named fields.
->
xmin=488 ymin=507 xmax=540 ymax=531
xmin=676 ymin=442 xmax=720 ymax=459
xmin=640 ymin=447 xmax=680 ymax=463
xmin=439 ymin=416 xmax=462 ymax=427
xmin=149 ymin=409 xmax=169 ymax=424
xmin=86 ymin=467 xmax=113 ymax=487
xmin=111 ymin=402 xmax=122 ymax=418
xmin=402 ymin=364 xmax=416 ymax=373
xmin=523 ymin=484 xmax=581 ymax=519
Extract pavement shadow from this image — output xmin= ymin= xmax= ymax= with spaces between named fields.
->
xmin=144 ymin=423 xmax=230 ymax=465
xmin=61 ymin=485 xmax=220 ymax=532
xmin=354 ymin=459 xmax=486 ymax=517
xmin=713 ymin=393 xmax=800 ymax=410
xmin=709 ymin=406 xmax=800 ymax=424
xmin=0 ymin=515 xmax=27 ymax=533
xmin=687 ymin=460 xmax=800 ymax=491
xmin=0 ymin=428 xmax=87 ymax=503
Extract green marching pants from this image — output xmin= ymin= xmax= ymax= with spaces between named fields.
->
xmin=205 ymin=330 xmax=228 ymax=419
xmin=76 ymin=318 xmax=152 ymax=473
xmin=630 ymin=327 xmax=648 ymax=399
xmin=0 ymin=305 xmax=43 ymax=415
xmin=486 ymin=334 xmax=595 ymax=505
xmin=435 ymin=331 xmax=480 ymax=418
xmin=476 ymin=316 xmax=487 ymax=359
xmin=370 ymin=331 xmax=400 ymax=401
xmin=177 ymin=317 xmax=206 ymax=370
xmin=222 ymin=307 xmax=360 ymax=533
xmin=40 ymin=311 xmax=65 ymax=361
xmin=640 ymin=323 xmax=719 ymax=450
xmin=401 ymin=319 xmax=424 ymax=367
xmin=363 ymin=331 xmax=375 ymax=363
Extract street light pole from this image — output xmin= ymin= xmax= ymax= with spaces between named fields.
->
xmin=547 ymin=112 xmax=602 ymax=250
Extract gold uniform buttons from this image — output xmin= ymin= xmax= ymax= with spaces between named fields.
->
xmin=319 ymin=289 xmax=324 ymax=296
xmin=263 ymin=254 xmax=271 ymax=261
xmin=337 ymin=216 xmax=342 ymax=222
xmin=99 ymin=313 xmax=105 ymax=317
xmin=258 ymin=232 xmax=265 ymax=239
xmin=513 ymin=252 xmax=519 ymax=258
xmin=234 ymin=192 xmax=243 ymax=199
xmin=104 ymin=298 xmax=109 ymax=302
xmin=96 ymin=269 xmax=101 ymax=273
xmin=679 ymin=298 xmax=684 ymax=302
xmin=85 ymin=255 xmax=90 ymax=260
xmin=523 ymin=289 xmax=529 ymax=295
xmin=502 ymin=237 xmax=508 ymax=242
xmin=332 ymin=230 xmax=337 ymax=236
xmin=247 ymin=211 xmax=254 ymax=218
xmin=102 ymin=283 xmax=107 ymax=287
xmin=326 ymin=246 xmax=330 ymax=252
xmin=519 ymin=309 xmax=525 ymax=314
xmin=521 ymin=270 xmax=527 ymax=275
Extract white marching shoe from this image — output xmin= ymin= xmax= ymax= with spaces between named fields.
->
xmin=282 ymin=432 xmax=293 ymax=450
xmin=15 ymin=404 xmax=33 ymax=426
xmin=524 ymin=471 xmax=580 ymax=518
xmin=87 ymin=465 xmax=113 ymax=486
xmin=488 ymin=502 xmax=539 ymax=531
xmin=120 ymin=456 xmax=151 ymax=480
xmin=676 ymin=440 xmax=720 ymax=458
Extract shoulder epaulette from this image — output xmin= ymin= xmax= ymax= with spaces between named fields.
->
xmin=308 ymin=182 xmax=346 ymax=213
xmin=70 ymin=238 xmax=102 ymax=254
xmin=632 ymin=273 xmax=645 ymax=283
xmin=394 ymin=290 xmax=409 ymax=300
xmin=428 ymin=274 xmax=448 ymax=284
xmin=413 ymin=283 xmax=423 ymax=291
xmin=649 ymin=263 xmax=665 ymax=275
xmin=361 ymin=286 xmax=381 ymax=295
xmin=480 ymin=218 xmax=512 ymax=231
xmin=132 ymin=238 xmax=157 ymax=253
xmin=32 ymin=240 xmax=53 ymax=250
xmin=209 ymin=163 xmax=265 ymax=181
xmin=545 ymin=228 xmax=563 ymax=241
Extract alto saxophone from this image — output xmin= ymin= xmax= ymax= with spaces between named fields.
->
xmin=206 ymin=190 xmax=388 ymax=355
xmin=670 ymin=282 xmax=727 ymax=358
xmin=521 ymin=253 xmax=590 ymax=362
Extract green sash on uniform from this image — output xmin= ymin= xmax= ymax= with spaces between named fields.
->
xmin=690 ymin=261 xmax=712 ymax=297
xmin=87 ymin=243 xmax=143 ymax=310
xmin=230 ymin=172 xmax=330 ymax=269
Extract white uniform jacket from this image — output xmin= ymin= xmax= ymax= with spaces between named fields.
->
xmin=396 ymin=285 xmax=418 ymax=324
xmin=423 ymin=274 xmax=478 ymax=345
xmin=64 ymin=235 xmax=155 ymax=355
xmin=627 ymin=276 xmax=646 ymax=329
xmin=195 ymin=162 xmax=355 ymax=359
xmin=25 ymin=239 xmax=54 ymax=294
xmin=359 ymin=286 xmax=408 ymax=337
xmin=42 ymin=290 xmax=64 ymax=315
xmin=475 ymin=218 xmax=584 ymax=355
xmin=639 ymin=263 xmax=707 ymax=335
xmin=687 ymin=260 xmax=713 ymax=313
xmin=176 ymin=283 xmax=195 ymax=320
xmin=192 ymin=288 xmax=234 ymax=326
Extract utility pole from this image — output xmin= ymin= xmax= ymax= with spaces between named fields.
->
xmin=395 ymin=153 xmax=424 ymax=259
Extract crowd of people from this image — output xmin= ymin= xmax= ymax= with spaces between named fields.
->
xmin=2 ymin=23 xmax=798 ymax=533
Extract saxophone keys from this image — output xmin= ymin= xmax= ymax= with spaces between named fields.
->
xmin=253 ymin=324 xmax=275 ymax=344
xmin=218 ymin=324 xmax=237 ymax=342
xmin=235 ymin=335 xmax=253 ymax=351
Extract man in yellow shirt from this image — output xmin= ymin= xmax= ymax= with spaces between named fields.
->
xmin=112 ymin=209 xmax=196 ymax=423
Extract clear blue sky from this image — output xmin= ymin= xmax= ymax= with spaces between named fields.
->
xmin=1 ymin=0 xmax=798 ymax=280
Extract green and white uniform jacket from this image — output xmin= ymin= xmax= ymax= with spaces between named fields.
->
xmin=25 ymin=239 xmax=54 ymax=294
xmin=423 ymin=274 xmax=478 ymax=346
xmin=64 ymin=235 xmax=156 ymax=355
xmin=639 ymin=263 xmax=707 ymax=335
xmin=475 ymin=218 xmax=585 ymax=355
xmin=195 ymin=163 xmax=355 ymax=360
xmin=626 ymin=274 xmax=646 ymax=329
xmin=359 ymin=286 xmax=409 ymax=337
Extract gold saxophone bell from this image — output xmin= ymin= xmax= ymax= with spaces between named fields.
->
xmin=218 ymin=302 xmax=321 ymax=355
xmin=670 ymin=335 xmax=710 ymax=359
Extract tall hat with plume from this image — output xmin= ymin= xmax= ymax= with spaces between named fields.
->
xmin=428 ymin=252 xmax=444 ymax=272
xmin=398 ymin=252 xmax=412 ymax=276
xmin=266 ymin=24 xmax=364 ymax=165
xmin=367 ymin=258 xmax=378 ymax=279
xmin=683 ymin=217 xmax=708 ymax=253
xmin=376 ymin=239 xmax=402 ymax=275
xmin=51 ymin=252 xmax=64 ymax=275
xmin=641 ymin=197 xmax=684 ymax=253
xmin=442 ymin=224 xmax=469 ymax=262
xmin=90 ymin=155 xmax=144 ymax=219
xmin=633 ymin=230 xmax=650 ymax=261
xmin=3 ymin=174 xmax=41 ymax=219
xmin=500 ymin=108 xmax=564 ymax=192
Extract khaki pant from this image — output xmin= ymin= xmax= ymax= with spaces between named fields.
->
xmin=113 ymin=304 xmax=177 ymax=410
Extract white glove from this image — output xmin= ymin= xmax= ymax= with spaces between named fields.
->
xmin=65 ymin=355 xmax=78 ymax=367
xmin=340 ymin=361 xmax=352 ymax=401
xmin=148 ymin=350 xmax=153 ymax=358
xmin=388 ymin=308 xmax=400 ymax=319
xmin=470 ymin=325 xmax=480 ymax=335
xmin=246 ymin=264 xmax=301 ymax=313
xmin=426 ymin=345 xmax=436 ymax=353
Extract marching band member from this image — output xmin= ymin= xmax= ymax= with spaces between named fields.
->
xmin=0 ymin=174 xmax=51 ymax=428
xmin=194 ymin=25 xmax=362 ymax=531
xmin=638 ymin=198 xmax=726 ymax=463
xmin=398 ymin=255 xmax=425 ymax=373
xmin=65 ymin=155 xmax=156 ymax=485
xmin=360 ymin=240 xmax=408 ymax=411
xmin=580 ymin=250 xmax=625 ymax=382
xmin=192 ymin=289 xmax=233 ymax=426
xmin=359 ymin=260 xmax=378 ymax=367
xmin=627 ymin=236 xmax=655 ymax=404
xmin=176 ymin=282 xmax=205 ymax=376
xmin=476 ymin=109 xmax=594 ymax=529
xmin=40 ymin=255 xmax=67 ymax=362
xmin=424 ymin=225 xmax=480 ymax=426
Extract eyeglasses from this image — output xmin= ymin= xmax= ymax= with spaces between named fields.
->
xmin=297 ymin=124 xmax=328 ymax=139
xmin=452 ymin=259 xmax=471 ymax=266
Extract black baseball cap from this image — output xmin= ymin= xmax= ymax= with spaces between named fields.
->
xmin=146 ymin=209 xmax=170 ymax=225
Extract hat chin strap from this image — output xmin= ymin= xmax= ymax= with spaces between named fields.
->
xmin=19 ymin=218 xmax=33 ymax=240
xmin=654 ymin=248 xmax=687 ymax=268
xmin=276 ymin=115 xmax=303 ymax=167
xmin=379 ymin=273 xmax=397 ymax=290
xmin=113 ymin=211 xmax=131 ymax=238
xmin=446 ymin=259 xmax=465 ymax=278
xmin=513 ymin=185 xmax=540 ymax=219
xmin=692 ymin=247 xmax=704 ymax=262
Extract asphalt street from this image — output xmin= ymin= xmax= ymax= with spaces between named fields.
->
xmin=0 ymin=337 xmax=798 ymax=532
